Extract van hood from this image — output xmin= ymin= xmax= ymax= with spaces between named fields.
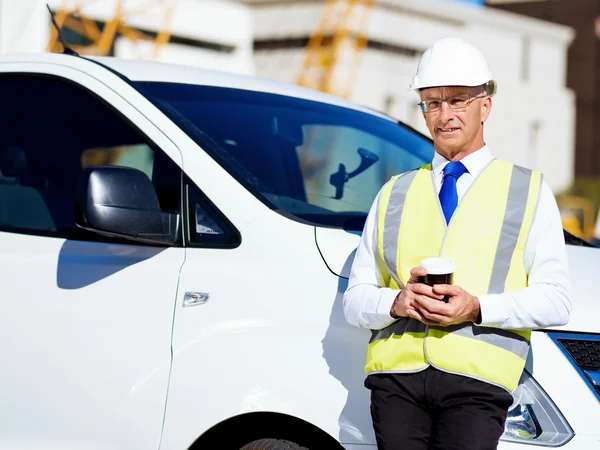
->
xmin=315 ymin=227 xmax=600 ymax=334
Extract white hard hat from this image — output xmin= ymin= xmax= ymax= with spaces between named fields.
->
xmin=409 ymin=37 xmax=497 ymax=96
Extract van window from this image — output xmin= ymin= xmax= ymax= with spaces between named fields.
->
xmin=0 ymin=75 xmax=180 ymax=240
xmin=135 ymin=82 xmax=435 ymax=231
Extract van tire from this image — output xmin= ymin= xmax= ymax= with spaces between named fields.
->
xmin=239 ymin=438 xmax=308 ymax=450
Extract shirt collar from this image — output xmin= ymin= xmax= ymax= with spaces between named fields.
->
xmin=432 ymin=144 xmax=493 ymax=178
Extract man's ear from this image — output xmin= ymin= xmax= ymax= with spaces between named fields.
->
xmin=481 ymin=96 xmax=492 ymax=123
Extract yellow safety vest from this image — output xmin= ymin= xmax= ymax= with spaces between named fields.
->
xmin=367 ymin=159 xmax=542 ymax=393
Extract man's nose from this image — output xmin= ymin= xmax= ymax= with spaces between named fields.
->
xmin=439 ymin=101 xmax=455 ymax=122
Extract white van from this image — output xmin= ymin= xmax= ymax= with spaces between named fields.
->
xmin=0 ymin=53 xmax=598 ymax=450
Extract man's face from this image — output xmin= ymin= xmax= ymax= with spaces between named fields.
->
xmin=419 ymin=86 xmax=491 ymax=158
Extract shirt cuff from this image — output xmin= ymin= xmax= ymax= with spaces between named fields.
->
xmin=378 ymin=288 xmax=400 ymax=320
xmin=476 ymin=294 xmax=508 ymax=327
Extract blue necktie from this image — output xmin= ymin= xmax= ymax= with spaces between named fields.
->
xmin=439 ymin=161 xmax=467 ymax=224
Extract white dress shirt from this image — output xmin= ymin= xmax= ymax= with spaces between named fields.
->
xmin=343 ymin=145 xmax=572 ymax=331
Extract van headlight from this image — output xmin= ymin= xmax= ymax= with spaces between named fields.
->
xmin=501 ymin=371 xmax=574 ymax=446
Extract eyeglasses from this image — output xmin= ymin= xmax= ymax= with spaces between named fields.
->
xmin=418 ymin=94 xmax=487 ymax=113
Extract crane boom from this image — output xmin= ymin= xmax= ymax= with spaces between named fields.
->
xmin=296 ymin=0 xmax=375 ymax=98
xmin=47 ymin=0 xmax=178 ymax=59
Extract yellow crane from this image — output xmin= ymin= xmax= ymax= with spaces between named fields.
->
xmin=47 ymin=0 xmax=178 ymax=59
xmin=297 ymin=0 xmax=375 ymax=99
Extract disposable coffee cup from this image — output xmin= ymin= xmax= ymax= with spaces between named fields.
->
xmin=418 ymin=258 xmax=455 ymax=303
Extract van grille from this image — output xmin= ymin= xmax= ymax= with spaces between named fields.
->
xmin=557 ymin=338 xmax=600 ymax=394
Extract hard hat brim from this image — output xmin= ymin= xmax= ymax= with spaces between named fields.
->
xmin=409 ymin=80 xmax=497 ymax=97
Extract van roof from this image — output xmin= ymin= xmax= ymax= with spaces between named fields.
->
xmin=0 ymin=52 xmax=391 ymax=120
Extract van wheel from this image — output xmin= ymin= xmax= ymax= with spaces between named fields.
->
xmin=239 ymin=438 xmax=308 ymax=450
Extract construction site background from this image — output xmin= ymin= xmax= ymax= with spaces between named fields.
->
xmin=0 ymin=0 xmax=597 ymax=244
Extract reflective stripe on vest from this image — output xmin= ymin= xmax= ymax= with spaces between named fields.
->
xmin=367 ymin=159 xmax=542 ymax=392
xmin=377 ymin=169 xmax=419 ymax=290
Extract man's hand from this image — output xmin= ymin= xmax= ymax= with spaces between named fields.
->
xmin=390 ymin=266 xmax=445 ymax=319
xmin=412 ymin=284 xmax=480 ymax=326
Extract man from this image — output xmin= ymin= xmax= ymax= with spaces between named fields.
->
xmin=343 ymin=37 xmax=572 ymax=450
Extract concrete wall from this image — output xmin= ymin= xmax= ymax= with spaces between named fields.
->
xmin=0 ymin=0 xmax=255 ymax=75
xmin=250 ymin=0 xmax=576 ymax=193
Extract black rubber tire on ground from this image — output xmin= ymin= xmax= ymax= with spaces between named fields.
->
xmin=239 ymin=438 xmax=308 ymax=450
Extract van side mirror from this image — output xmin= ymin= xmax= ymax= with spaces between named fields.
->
xmin=75 ymin=166 xmax=179 ymax=246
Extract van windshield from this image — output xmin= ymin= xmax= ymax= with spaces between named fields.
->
xmin=135 ymin=82 xmax=434 ymax=231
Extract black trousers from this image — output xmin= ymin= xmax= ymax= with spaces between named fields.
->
xmin=364 ymin=367 xmax=513 ymax=450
